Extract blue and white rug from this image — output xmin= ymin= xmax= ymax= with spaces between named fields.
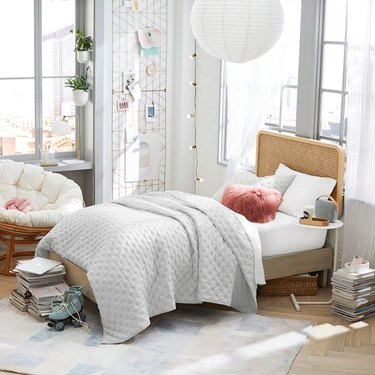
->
xmin=0 ymin=298 xmax=311 ymax=375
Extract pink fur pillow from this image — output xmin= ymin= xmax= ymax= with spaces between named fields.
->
xmin=221 ymin=184 xmax=282 ymax=223
xmin=4 ymin=197 xmax=33 ymax=213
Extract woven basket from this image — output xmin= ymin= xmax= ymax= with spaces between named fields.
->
xmin=258 ymin=274 xmax=318 ymax=297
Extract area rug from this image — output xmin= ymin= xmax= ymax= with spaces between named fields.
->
xmin=0 ymin=298 xmax=311 ymax=375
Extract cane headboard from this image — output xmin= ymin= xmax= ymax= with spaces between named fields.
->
xmin=255 ymin=131 xmax=345 ymax=217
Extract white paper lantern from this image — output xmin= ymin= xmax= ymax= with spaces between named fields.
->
xmin=191 ymin=0 xmax=284 ymax=63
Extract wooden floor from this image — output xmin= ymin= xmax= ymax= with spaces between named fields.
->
xmin=0 ymin=276 xmax=374 ymax=374
xmin=258 ymin=288 xmax=375 ymax=374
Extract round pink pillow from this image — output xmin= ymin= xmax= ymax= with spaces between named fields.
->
xmin=4 ymin=197 xmax=33 ymax=213
xmin=221 ymin=184 xmax=282 ymax=223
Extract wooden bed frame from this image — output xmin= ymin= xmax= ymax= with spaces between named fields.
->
xmin=50 ymin=131 xmax=345 ymax=302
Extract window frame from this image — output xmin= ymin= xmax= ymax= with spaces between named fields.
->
xmin=218 ymin=0 xmax=348 ymax=165
xmin=317 ymin=0 xmax=348 ymax=147
xmin=0 ymin=0 xmax=82 ymax=162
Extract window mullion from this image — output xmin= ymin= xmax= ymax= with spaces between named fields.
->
xmin=295 ymin=0 xmax=324 ymax=139
xmin=34 ymin=0 xmax=43 ymax=159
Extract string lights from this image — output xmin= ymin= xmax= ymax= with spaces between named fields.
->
xmin=188 ymin=41 xmax=203 ymax=191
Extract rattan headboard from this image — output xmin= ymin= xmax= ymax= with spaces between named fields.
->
xmin=255 ymin=131 xmax=345 ymax=217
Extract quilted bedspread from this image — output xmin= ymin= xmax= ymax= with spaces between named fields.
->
xmin=36 ymin=191 xmax=260 ymax=343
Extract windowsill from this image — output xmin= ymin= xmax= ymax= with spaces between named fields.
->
xmin=29 ymin=160 xmax=93 ymax=172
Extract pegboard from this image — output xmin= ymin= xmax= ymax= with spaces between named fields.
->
xmin=112 ymin=0 xmax=167 ymax=199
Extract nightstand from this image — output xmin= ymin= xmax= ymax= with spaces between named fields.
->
xmin=290 ymin=219 xmax=344 ymax=311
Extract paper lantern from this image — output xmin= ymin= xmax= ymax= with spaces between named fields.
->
xmin=191 ymin=0 xmax=284 ymax=63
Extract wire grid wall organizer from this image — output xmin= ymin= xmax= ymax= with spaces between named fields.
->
xmin=112 ymin=0 xmax=167 ymax=199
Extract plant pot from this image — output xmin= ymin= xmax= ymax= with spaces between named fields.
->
xmin=73 ymin=90 xmax=89 ymax=106
xmin=77 ymin=50 xmax=90 ymax=64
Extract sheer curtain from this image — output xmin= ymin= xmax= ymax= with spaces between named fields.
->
xmin=342 ymin=0 xmax=375 ymax=265
xmin=225 ymin=0 xmax=300 ymax=178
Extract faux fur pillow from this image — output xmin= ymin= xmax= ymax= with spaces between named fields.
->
xmin=221 ymin=184 xmax=282 ymax=223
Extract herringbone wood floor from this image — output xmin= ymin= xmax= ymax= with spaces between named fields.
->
xmin=258 ymin=288 xmax=375 ymax=374
xmin=0 ymin=275 xmax=374 ymax=374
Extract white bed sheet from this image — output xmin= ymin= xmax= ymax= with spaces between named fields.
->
xmin=254 ymin=212 xmax=327 ymax=257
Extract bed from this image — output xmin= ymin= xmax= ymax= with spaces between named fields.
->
xmin=255 ymin=131 xmax=344 ymax=285
xmin=40 ymin=130 xmax=344 ymax=343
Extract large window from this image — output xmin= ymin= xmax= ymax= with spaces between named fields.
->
xmin=0 ymin=0 xmax=79 ymax=160
xmin=318 ymin=0 xmax=348 ymax=146
xmin=219 ymin=0 xmax=348 ymax=164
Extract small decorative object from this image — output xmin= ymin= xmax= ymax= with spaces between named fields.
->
xmin=65 ymin=75 xmax=89 ymax=106
xmin=126 ymin=79 xmax=141 ymax=101
xmin=146 ymin=63 xmax=158 ymax=76
xmin=71 ymin=29 xmax=93 ymax=64
xmin=137 ymin=28 xmax=161 ymax=56
xmin=302 ymin=205 xmax=314 ymax=219
xmin=145 ymin=101 xmax=156 ymax=122
xmin=53 ymin=115 xmax=81 ymax=160
xmin=314 ymin=195 xmax=338 ymax=223
xmin=299 ymin=216 xmax=329 ymax=227
xmin=190 ymin=0 xmax=284 ymax=63
xmin=117 ymin=96 xmax=130 ymax=112
xmin=5 ymin=197 xmax=33 ymax=213
xmin=131 ymin=0 xmax=140 ymax=11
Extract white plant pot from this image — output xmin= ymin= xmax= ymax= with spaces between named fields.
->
xmin=76 ymin=50 xmax=90 ymax=64
xmin=73 ymin=90 xmax=89 ymax=106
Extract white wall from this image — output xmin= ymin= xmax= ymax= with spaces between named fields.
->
xmin=167 ymin=0 xmax=197 ymax=193
xmin=168 ymin=3 xmax=226 ymax=196
xmin=195 ymin=48 xmax=226 ymax=197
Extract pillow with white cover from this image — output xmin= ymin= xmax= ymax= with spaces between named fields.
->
xmin=275 ymin=163 xmax=336 ymax=218
xmin=212 ymin=170 xmax=296 ymax=202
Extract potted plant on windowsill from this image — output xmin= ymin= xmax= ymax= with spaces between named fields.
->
xmin=65 ymin=75 xmax=89 ymax=106
xmin=71 ymin=29 xmax=93 ymax=64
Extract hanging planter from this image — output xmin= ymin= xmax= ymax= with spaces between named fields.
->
xmin=76 ymin=50 xmax=90 ymax=64
xmin=71 ymin=29 xmax=93 ymax=64
xmin=72 ymin=90 xmax=89 ymax=106
xmin=65 ymin=75 xmax=89 ymax=107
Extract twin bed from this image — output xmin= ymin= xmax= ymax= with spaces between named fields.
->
xmin=38 ymin=131 xmax=344 ymax=343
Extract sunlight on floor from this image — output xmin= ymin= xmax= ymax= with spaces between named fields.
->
xmin=307 ymin=321 xmax=369 ymax=341
xmin=170 ymin=331 xmax=307 ymax=375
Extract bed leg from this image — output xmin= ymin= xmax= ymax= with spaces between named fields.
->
xmin=318 ymin=269 xmax=328 ymax=288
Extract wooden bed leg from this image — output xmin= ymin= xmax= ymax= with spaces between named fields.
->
xmin=318 ymin=269 xmax=328 ymax=288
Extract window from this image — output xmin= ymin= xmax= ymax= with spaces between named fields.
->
xmin=219 ymin=0 xmax=349 ymax=164
xmin=318 ymin=0 xmax=348 ymax=146
xmin=0 ymin=0 xmax=79 ymax=160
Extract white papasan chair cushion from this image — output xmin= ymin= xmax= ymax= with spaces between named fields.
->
xmin=0 ymin=160 xmax=84 ymax=227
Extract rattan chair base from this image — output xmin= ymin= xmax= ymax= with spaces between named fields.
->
xmin=0 ymin=222 xmax=52 ymax=276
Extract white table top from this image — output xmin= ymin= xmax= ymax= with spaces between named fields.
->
xmin=296 ymin=219 xmax=343 ymax=230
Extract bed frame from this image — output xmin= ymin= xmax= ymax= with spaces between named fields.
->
xmin=256 ymin=131 xmax=345 ymax=286
xmin=50 ymin=131 xmax=345 ymax=302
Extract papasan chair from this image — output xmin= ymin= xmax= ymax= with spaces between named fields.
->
xmin=0 ymin=159 xmax=84 ymax=275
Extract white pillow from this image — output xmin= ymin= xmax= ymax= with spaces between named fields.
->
xmin=275 ymin=164 xmax=336 ymax=217
xmin=212 ymin=170 xmax=295 ymax=202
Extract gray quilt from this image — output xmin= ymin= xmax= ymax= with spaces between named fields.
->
xmin=36 ymin=191 xmax=258 ymax=343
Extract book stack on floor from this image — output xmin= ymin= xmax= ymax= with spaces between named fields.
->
xmin=9 ymin=257 xmax=69 ymax=319
xmin=332 ymin=263 xmax=375 ymax=322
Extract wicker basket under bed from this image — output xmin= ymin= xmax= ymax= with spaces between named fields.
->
xmin=258 ymin=274 xmax=318 ymax=297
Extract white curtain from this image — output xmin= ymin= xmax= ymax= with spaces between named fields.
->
xmin=342 ymin=0 xmax=375 ymax=265
xmin=225 ymin=0 xmax=300 ymax=178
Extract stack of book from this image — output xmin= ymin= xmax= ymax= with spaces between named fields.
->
xmin=9 ymin=257 xmax=68 ymax=318
xmin=332 ymin=267 xmax=375 ymax=321
xmin=9 ymin=288 xmax=31 ymax=312
xmin=28 ymin=282 xmax=69 ymax=319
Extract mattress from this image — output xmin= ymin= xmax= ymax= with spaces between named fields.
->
xmin=254 ymin=212 xmax=327 ymax=257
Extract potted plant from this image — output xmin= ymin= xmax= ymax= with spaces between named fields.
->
xmin=65 ymin=75 xmax=89 ymax=106
xmin=71 ymin=29 xmax=93 ymax=64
